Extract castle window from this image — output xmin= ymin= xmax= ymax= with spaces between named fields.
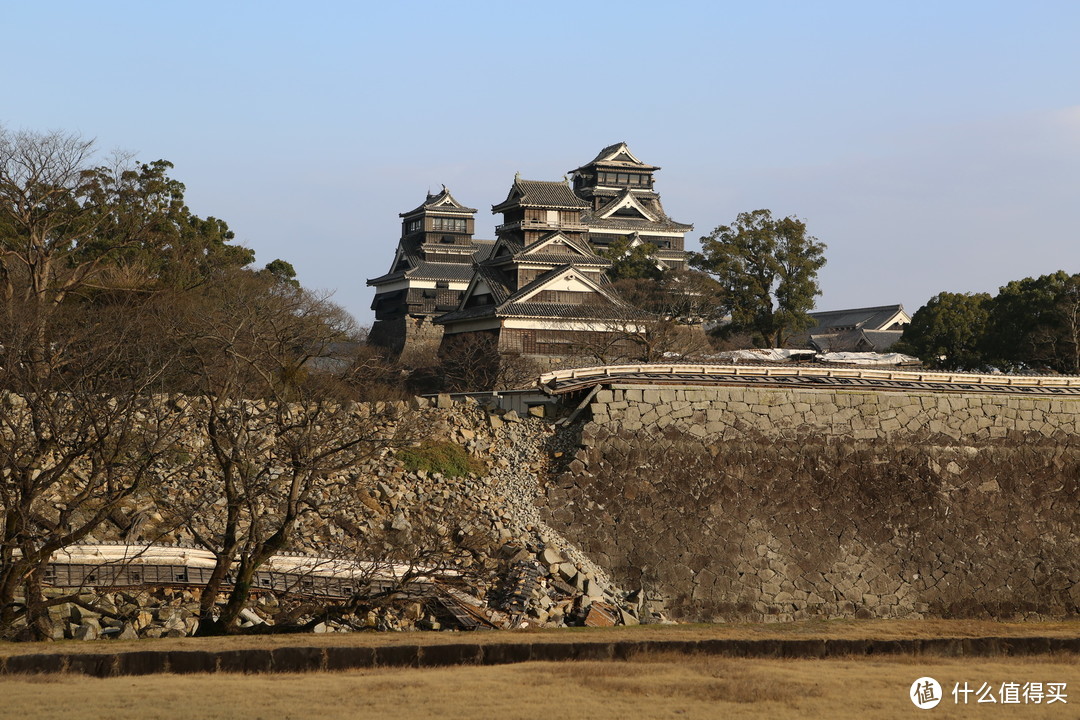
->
xmin=406 ymin=219 xmax=421 ymax=233
xmin=432 ymin=217 xmax=466 ymax=232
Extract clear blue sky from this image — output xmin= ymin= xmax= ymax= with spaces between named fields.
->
xmin=4 ymin=1 xmax=1078 ymax=323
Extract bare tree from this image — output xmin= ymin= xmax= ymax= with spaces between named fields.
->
xmin=0 ymin=300 xmax=186 ymax=640
xmin=437 ymin=333 xmax=543 ymax=392
xmin=593 ymin=270 xmax=720 ymax=362
xmin=0 ymin=129 xmax=100 ymax=312
xmin=151 ymin=273 xmax=404 ymax=634
xmin=0 ymin=127 xmax=253 ymax=339
xmin=338 ymin=336 xmax=414 ymax=402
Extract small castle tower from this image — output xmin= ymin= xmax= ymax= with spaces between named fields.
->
xmin=366 ymin=187 xmax=491 ymax=357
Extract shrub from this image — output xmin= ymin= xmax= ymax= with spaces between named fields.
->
xmin=397 ymin=441 xmax=485 ymax=478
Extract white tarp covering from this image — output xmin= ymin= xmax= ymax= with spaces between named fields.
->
xmin=680 ymin=349 xmax=919 ymax=366
xmin=711 ymin=349 xmax=817 ymax=363
xmin=817 ymin=352 xmax=920 ymax=366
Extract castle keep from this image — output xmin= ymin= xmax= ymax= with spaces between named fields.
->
xmin=367 ymin=143 xmax=692 ymax=360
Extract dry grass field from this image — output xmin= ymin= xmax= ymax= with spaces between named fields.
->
xmin=2 ymin=653 xmax=1078 ymax=720
xmin=3 ymin=620 xmax=1079 ymax=719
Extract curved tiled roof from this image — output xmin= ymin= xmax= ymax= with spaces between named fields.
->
xmin=513 ymin=253 xmax=611 ymax=266
xmin=404 ymin=260 xmax=476 ymax=282
xmin=471 ymin=239 xmax=497 ymax=262
xmin=399 ymin=186 xmax=477 ymax=217
xmin=584 ymin=191 xmax=692 ymax=230
xmin=472 ymin=264 xmax=514 ymax=304
xmin=514 ymin=232 xmax=608 ymax=266
xmin=582 ymin=214 xmax=693 ymax=233
xmin=571 ymin=142 xmax=659 ymax=172
xmin=497 ymin=302 xmax=641 ymax=320
xmin=808 ymin=305 xmax=908 ymax=332
xmin=492 ymin=179 xmax=588 ymax=212
xmin=367 ymin=250 xmax=482 ymax=286
xmin=437 ymin=264 xmax=646 ymax=325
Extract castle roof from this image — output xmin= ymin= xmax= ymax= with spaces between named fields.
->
xmin=807 ymin=305 xmax=910 ymax=333
xmin=491 ymin=178 xmax=588 ymax=212
xmin=399 ymin=186 xmax=477 ymax=217
xmin=571 ymin=141 xmax=660 ymax=173
xmin=581 ymin=189 xmax=693 ymax=232
xmin=436 ymin=264 xmax=641 ymax=325
xmin=366 ymin=245 xmax=491 ymax=287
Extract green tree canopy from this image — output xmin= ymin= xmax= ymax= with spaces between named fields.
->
xmin=690 ymin=209 xmax=826 ymax=347
xmin=0 ymin=128 xmax=255 ymax=314
xmin=893 ymin=291 xmax=993 ymax=370
xmin=600 ymin=236 xmax=663 ymax=281
xmin=262 ymin=258 xmax=299 ymax=286
xmin=984 ymin=271 xmax=1080 ymax=374
xmin=898 ymin=271 xmax=1080 ymax=373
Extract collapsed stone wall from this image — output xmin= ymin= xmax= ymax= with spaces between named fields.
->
xmin=539 ymin=384 xmax=1080 ymax=623
xmin=21 ymin=381 xmax=1080 ymax=637
xmin=22 ymin=396 xmax=639 ymax=640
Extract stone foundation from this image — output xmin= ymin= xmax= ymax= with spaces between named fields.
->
xmin=586 ymin=384 xmax=1080 ymax=441
xmin=538 ymin=384 xmax=1080 ymax=622
xmin=368 ymin=315 xmax=444 ymax=362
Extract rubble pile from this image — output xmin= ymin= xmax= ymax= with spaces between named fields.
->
xmin=23 ymin=393 xmax=656 ymax=640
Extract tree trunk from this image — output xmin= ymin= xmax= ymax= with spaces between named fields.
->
xmin=22 ymin=566 xmax=53 ymax=641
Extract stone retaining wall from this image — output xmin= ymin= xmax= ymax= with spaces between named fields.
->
xmin=586 ymin=384 xmax=1080 ymax=441
xmin=5 ymin=635 xmax=1077 ymax=676
xmin=539 ymin=384 xmax=1080 ymax=624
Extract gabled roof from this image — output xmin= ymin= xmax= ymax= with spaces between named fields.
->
xmin=400 ymin=186 xmax=477 ymax=218
xmin=473 ymin=264 xmax=514 ymax=304
xmin=485 ymin=235 xmax=525 ymax=263
xmin=491 ymin=178 xmax=588 ymax=212
xmin=436 ymin=264 xmax=642 ymax=325
xmin=368 ymin=235 xmax=489 ymax=287
xmin=366 ymin=252 xmax=477 ymax=286
xmin=571 ymin=142 xmax=660 ymax=173
xmin=520 ymin=231 xmax=598 ymax=259
xmin=581 ymin=190 xmax=693 ymax=233
xmin=508 ymin=264 xmax=613 ymax=305
xmin=809 ymin=328 xmax=905 ymax=353
xmin=807 ymin=305 xmax=911 ymax=333
xmin=483 ymin=231 xmax=610 ymax=268
xmin=595 ymin=188 xmax=659 ymax=222
xmin=471 ymin=239 xmax=497 ymax=262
